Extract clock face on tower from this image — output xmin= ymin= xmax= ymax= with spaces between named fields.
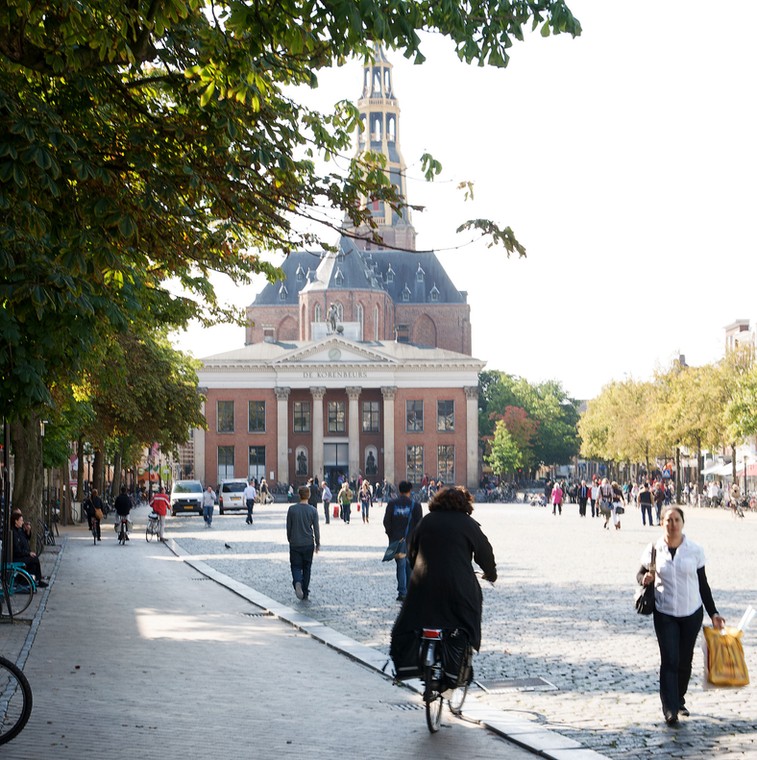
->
xmin=328 ymin=348 xmax=341 ymax=361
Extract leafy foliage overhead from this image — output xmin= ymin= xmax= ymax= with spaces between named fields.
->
xmin=0 ymin=0 xmax=580 ymax=419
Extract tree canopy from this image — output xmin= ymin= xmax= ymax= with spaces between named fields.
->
xmin=479 ymin=370 xmax=580 ymax=472
xmin=1 ymin=0 xmax=581 ymax=422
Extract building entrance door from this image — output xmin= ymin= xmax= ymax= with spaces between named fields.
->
xmin=323 ymin=442 xmax=349 ymax=490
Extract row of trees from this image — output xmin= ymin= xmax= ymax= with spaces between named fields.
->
xmin=479 ymin=370 xmax=581 ymax=479
xmin=578 ymin=347 xmax=757 ymax=486
xmin=1 ymin=2 xmax=582 ymax=522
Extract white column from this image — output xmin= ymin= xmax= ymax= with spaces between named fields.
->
xmin=464 ymin=385 xmax=479 ymax=491
xmin=381 ymin=386 xmax=397 ymax=486
xmin=275 ymin=387 xmax=290 ymax=485
xmin=311 ymin=387 xmax=326 ymax=480
xmin=346 ymin=386 xmax=361 ymax=480
xmin=194 ymin=392 xmax=207 ymax=484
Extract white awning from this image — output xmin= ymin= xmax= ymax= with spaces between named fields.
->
xmin=702 ymin=462 xmax=732 ymax=476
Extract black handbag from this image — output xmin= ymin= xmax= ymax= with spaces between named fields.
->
xmin=634 ymin=546 xmax=657 ymax=615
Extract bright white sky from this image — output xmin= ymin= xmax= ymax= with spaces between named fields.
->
xmin=172 ymin=0 xmax=757 ymax=400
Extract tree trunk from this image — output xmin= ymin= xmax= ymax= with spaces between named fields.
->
xmin=93 ymin=449 xmax=104 ymax=494
xmin=112 ymin=451 xmax=123 ymax=495
xmin=10 ymin=415 xmax=43 ymax=527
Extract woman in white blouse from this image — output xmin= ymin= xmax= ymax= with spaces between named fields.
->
xmin=638 ymin=506 xmax=725 ymax=726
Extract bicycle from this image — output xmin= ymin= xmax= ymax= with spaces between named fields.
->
xmin=145 ymin=512 xmax=160 ymax=542
xmin=419 ymin=627 xmax=473 ymax=733
xmin=116 ymin=515 xmax=130 ymax=545
xmin=0 ymin=564 xmax=37 ymax=619
xmin=0 ymin=656 xmax=33 ymax=745
xmin=90 ymin=514 xmax=98 ymax=545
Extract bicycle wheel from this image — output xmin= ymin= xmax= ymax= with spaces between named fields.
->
xmin=118 ymin=522 xmax=127 ymax=545
xmin=0 ymin=656 xmax=33 ymax=745
xmin=448 ymin=683 xmax=469 ymax=716
xmin=448 ymin=647 xmax=473 ymax=716
xmin=0 ymin=570 xmax=34 ymax=618
xmin=145 ymin=521 xmax=156 ymax=542
xmin=423 ymin=664 xmax=443 ymax=733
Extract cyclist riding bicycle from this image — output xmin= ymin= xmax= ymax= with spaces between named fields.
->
xmin=114 ymin=486 xmax=132 ymax=540
xmin=390 ymin=486 xmax=496 ymax=682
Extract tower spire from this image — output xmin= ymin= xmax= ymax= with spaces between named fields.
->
xmin=348 ymin=44 xmax=416 ymax=252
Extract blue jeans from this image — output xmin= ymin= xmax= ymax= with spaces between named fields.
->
xmin=653 ymin=606 xmax=703 ymax=715
xmin=641 ymin=503 xmax=653 ymax=525
xmin=246 ymin=498 xmax=254 ymax=523
xmin=289 ymin=544 xmax=315 ymax=596
xmin=395 ymin=556 xmax=411 ymax=597
xmin=203 ymin=504 xmax=214 ymax=525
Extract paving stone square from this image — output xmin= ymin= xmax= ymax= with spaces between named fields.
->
xmin=168 ymin=500 xmax=757 ymax=758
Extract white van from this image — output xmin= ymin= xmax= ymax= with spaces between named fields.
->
xmin=218 ymin=479 xmax=248 ymax=514
xmin=170 ymin=480 xmax=204 ymax=516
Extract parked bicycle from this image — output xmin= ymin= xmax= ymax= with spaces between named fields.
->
xmin=0 ymin=564 xmax=37 ymax=619
xmin=0 ymin=656 xmax=33 ymax=745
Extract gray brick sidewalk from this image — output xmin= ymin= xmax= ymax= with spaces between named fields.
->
xmin=164 ymin=500 xmax=757 ymax=759
xmin=0 ymin=514 xmax=539 ymax=759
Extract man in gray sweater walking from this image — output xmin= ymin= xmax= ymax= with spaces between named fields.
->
xmin=286 ymin=485 xmax=321 ymax=600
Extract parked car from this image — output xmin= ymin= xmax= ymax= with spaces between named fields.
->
xmin=219 ymin=479 xmax=248 ymax=514
xmin=170 ymin=480 xmax=204 ymax=516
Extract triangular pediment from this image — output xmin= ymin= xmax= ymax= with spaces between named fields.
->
xmin=274 ymin=337 xmax=397 ymax=365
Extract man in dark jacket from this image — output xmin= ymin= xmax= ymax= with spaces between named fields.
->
xmin=286 ymin=486 xmax=320 ymax=600
xmin=383 ymin=481 xmax=422 ymax=602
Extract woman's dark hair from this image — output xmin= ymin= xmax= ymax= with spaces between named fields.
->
xmin=11 ymin=509 xmax=23 ymax=522
xmin=662 ymin=505 xmax=685 ymax=524
xmin=428 ymin=486 xmax=474 ymax=515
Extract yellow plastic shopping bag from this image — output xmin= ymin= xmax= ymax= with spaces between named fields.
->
xmin=702 ymin=625 xmax=750 ymax=688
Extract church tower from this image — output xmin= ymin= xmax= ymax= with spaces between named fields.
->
xmin=348 ymin=45 xmax=417 ymax=252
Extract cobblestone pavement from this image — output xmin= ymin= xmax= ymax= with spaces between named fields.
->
xmin=169 ymin=500 xmax=757 ymax=759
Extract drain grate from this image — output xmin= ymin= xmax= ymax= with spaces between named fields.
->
xmin=242 ymin=611 xmax=273 ymax=618
xmin=190 ymin=577 xmax=211 ymax=581
xmin=385 ymin=702 xmax=424 ymax=712
xmin=477 ymin=677 xmax=556 ymax=693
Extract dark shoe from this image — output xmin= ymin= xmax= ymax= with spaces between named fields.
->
xmin=396 ymin=594 xmax=406 ymax=602
xmin=679 ymin=706 xmax=690 ymax=717
xmin=36 ymin=580 xmax=48 ymax=588
xmin=295 ymin=582 xmax=304 ymax=600
xmin=664 ymin=710 xmax=679 ymax=726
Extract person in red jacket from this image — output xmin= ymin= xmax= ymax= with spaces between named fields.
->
xmin=150 ymin=486 xmax=171 ymax=541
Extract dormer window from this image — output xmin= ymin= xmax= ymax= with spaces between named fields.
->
xmin=416 ymin=263 xmax=425 ymax=282
xmin=386 ymin=265 xmax=395 ymax=283
xmin=295 ymin=264 xmax=305 ymax=282
xmin=278 ymin=285 xmax=288 ymax=300
xmin=401 ymin=285 xmax=411 ymax=302
xmin=335 ymin=267 xmax=344 ymax=286
xmin=430 ymin=284 xmax=440 ymax=302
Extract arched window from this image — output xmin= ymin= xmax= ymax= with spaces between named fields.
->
xmin=356 ymin=304 xmax=364 ymax=339
xmin=314 ymin=303 xmax=322 ymax=322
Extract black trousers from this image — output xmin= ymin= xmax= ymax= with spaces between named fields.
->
xmin=653 ymin=605 xmax=703 ymax=715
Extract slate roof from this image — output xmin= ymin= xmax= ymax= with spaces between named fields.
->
xmin=250 ymin=237 xmax=467 ymax=308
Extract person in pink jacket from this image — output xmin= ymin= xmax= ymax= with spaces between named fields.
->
xmin=551 ymin=481 xmax=564 ymax=516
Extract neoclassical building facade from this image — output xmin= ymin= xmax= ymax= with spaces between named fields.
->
xmin=194 ymin=48 xmax=484 ymax=491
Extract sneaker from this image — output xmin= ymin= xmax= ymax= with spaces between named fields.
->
xmin=295 ymin=582 xmax=304 ymax=600
xmin=396 ymin=594 xmax=406 ymax=602
xmin=679 ymin=706 xmax=690 ymax=717
xmin=36 ymin=580 xmax=48 ymax=588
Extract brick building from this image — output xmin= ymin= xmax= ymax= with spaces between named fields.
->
xmin=194 ymin=47 xmax=484 ymax=491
